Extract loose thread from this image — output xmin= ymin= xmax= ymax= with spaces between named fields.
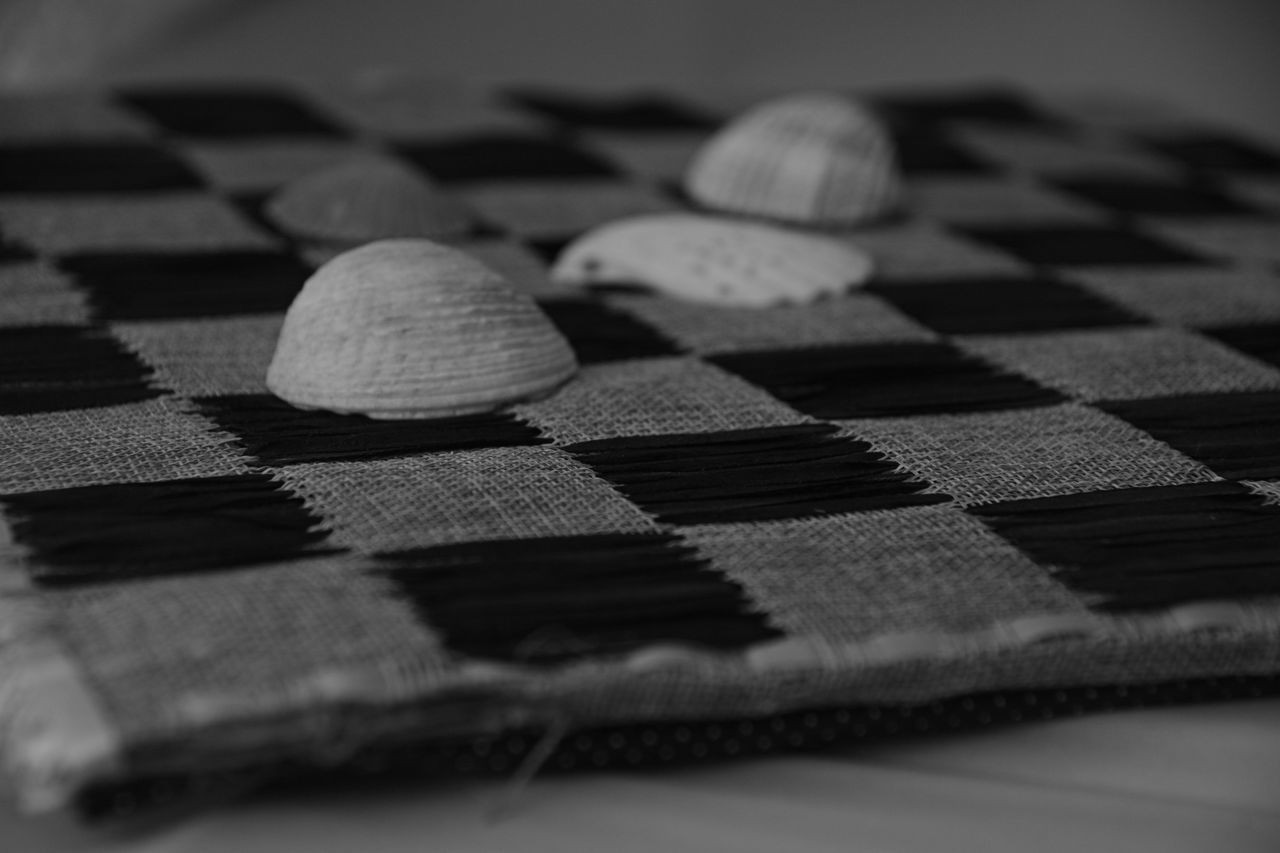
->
xmin=484 ymin=711 xmax=571 ymax=824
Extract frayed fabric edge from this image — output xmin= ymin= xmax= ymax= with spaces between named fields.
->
xmin=3 ymin=588 xmax=1280 ymax=813
xmin=0 ymin=600 xmax=123 ymax=813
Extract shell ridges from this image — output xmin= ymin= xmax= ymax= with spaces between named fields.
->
xmin=685 ymin=93 xmax=901 ymax=226
xmin=267 ymin=239 xmax=578 ymax=418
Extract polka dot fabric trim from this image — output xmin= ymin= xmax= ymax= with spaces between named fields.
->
xmin=75 ymin=673 xmax=1280 ymax=824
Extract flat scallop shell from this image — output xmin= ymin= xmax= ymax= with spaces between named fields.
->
xmin=267 ymin=239 xmax=578 ymax=418
xmin=266 ymin=156 xmax=472 ymax=247
xmin=684 ymin=93 xmax=900 ymax=226
xmin=551 ymin=213 xmax=874 ymax=307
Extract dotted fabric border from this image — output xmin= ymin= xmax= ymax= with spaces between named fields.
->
xmin=75 ymin=672 xmax=1280 ymax=824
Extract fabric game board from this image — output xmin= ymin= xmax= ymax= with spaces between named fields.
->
xmin=3 ymin=80 xmax=1280 ymax=816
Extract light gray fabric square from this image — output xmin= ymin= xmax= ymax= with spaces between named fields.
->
xmin=0 ymin=398 xmax=251 ymax=494
xmin=1149 ymin=219 xmax=1280 ymax=268
xmin=279 ymin=446 xmax=657 ymax=552
xmin=0 ymin=194 xmax=278 ymax=253
xmin=612 ymin=292 xmax=936 ymax=354
xmin=686 ymin=506 xmax=1086 ymax=641
xmin=842 ymin=403 xmax=1218 ymax=505
xmin=0 ymin=93 xmax=152 ymax=142
xmin=1066 ymin=267 xmax=1280 ymax=328
xmin=1246 ymin=480 xmax=1280 ymax=505
xmin=179 ymin=140 xmax=376 ymax=193
xmin=518 ymin=356 xmax=810 ymax=443
xmin=0 ymin=263 xmax=90 ymax=327
xmin=843 ymin=221 xmax=1028 ymax=280
xmin=57 ymin=555 xmax=446 ymax=741
xmin=112 ymin=315 xmax=284 ymax=397
xmin=960 ymin=327 xmax=1280 ymax=401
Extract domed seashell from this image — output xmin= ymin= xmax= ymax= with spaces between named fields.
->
xmin=684 ymin=93 xmax=900 ymax=226
xmin=551 ymin=213 xmax=874 ymax=307
xmin=265 ymin=156 xmax=472 ymax=247
xmin=267 ymin=239 xmax=578 ymax=418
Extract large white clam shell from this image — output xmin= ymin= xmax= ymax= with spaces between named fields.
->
xmin=267 ymin=239 xmax=578 ymax=418
xmin=684 ymin=93 xmax=900 ymax=226
xmin=551 ymin=213 xmax=874 ymax=307
xmin=266 ymin=155 xmax=472 ymax=246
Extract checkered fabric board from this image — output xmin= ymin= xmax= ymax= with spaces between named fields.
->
xmin=3 ymin=81 xmax=1280 ymax=813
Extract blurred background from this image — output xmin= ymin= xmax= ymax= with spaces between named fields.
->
xmin=2 ymin=0 xmax=1279 ymax=139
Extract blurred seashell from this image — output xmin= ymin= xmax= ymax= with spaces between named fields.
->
xmin=684 ymin=93 xmax=900 ymax=226
xmin=551 ymin=213 xmax=874 ymax=307
xmin=267 ymin=239 xmax=578 ymax=418
xmin=266 ymin=156 xmax=472 ymax=247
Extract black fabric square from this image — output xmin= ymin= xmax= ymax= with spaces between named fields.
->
xmin=957 ymin=225 xmax=1208 ymax=267
xmin=397 ymin=134 xmax=619 ymax=182
xmin=525 ymin=237 xmax=571 ymax=267
xmin=661 ymin=180 xmax=708 ymax=211
xmin=970 ymin=482 xmax=1280 ymax=611
xmin=709 ymin=343 xmax=1064 ymax=418
xmin=539 ymin=298 xmax=682 ymax=363
xmin=891 ymin=127 xmax=995 ymax=175
xmin=58 ymin=251 xmax=310 ymax=320
xmin=1052 ymin=176 xmax=1259 ymax=217
xmin=118 ymin=88 xmax=347 ymax=139
xmin=1204 ymin=323 xmax=1280 ymax=370
xmin=0 ymin=143 xmax=204 ymax=194
xmin=869 ymin=275 xmax=1142 ymax=335
xmin=872 ymin=88 xmax=1057 ymax=128
xmin=564 ymin=424 xmax=948 ymax=525
xmin=1145 ymin=132 xmax=1280 ymax=175
xmin=195 ymin=394 xmax=547 ymax=465
xmin=1 ymin=473 xmax=331 ymax=586
xmin=1 ymin=234 xmax=36 ymax=262
xmin=226 ymin=192 xmax=287 ymax=239
xmin=504 ymin=89 xmax=717 ymax=130
xmin=1100 ymin=392 xmax=1280 ymax=479
xmin=376 ymin=532 xmax=781 ymax=664
xmin=0 ymin=325 xmax=160 ymax=414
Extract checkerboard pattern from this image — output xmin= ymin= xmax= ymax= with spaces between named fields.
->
xmin=2 ymin=81 xmax=1280 ymax=812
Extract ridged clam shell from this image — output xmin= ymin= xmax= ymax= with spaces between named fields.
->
xmin=684 ymin=93 xmax=900 ymax=226
xmin=551 ymin=213 xmax=874 ymax=307
xmin=267 ymin=239 xmax=578 ymax=418
xmin=266 ymin=156 xmax=471 ymax=246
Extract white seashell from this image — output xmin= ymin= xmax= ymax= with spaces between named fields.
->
xmin=684 ymin=93 xmax=900 ymax=226
xmin=265 ymin=156 xmax=472 ymax=247
xmin=551 ymin=213 xmax=874 ymax=307
xmin=267 ymin=239 xmax=578 ymax=418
